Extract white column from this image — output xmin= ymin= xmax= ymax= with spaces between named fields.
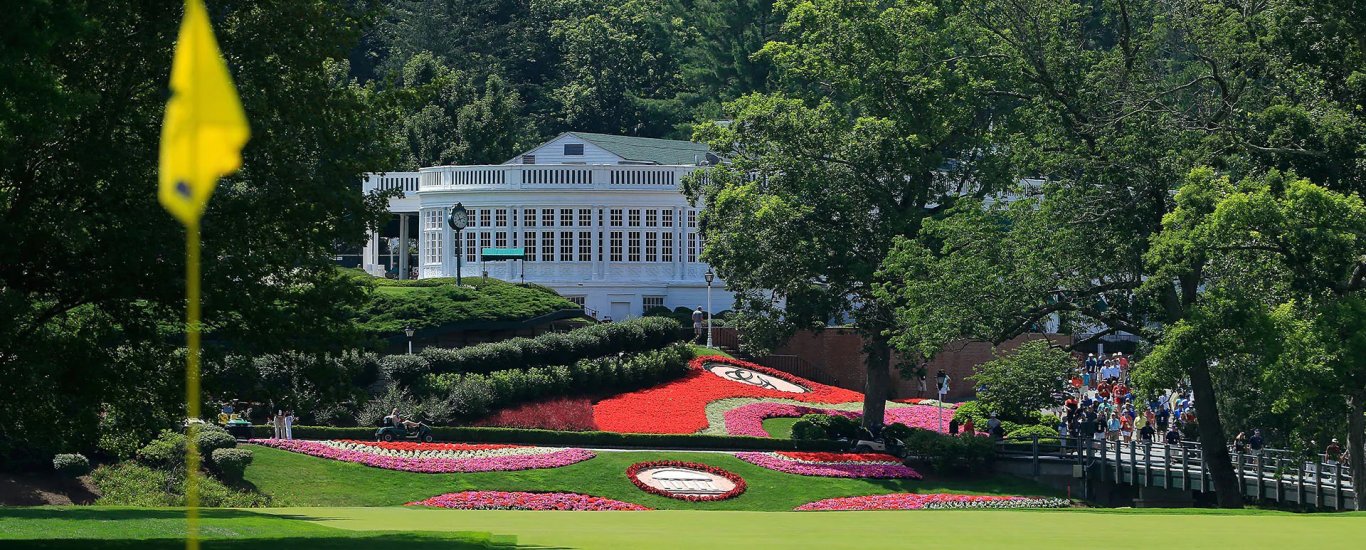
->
xmin=398 ymin=213 xmax=410 ymax=280
xmin=595 ymin=205 xmax=606 ymax=281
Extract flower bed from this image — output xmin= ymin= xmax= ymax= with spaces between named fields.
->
xmin=594 ymin=356 xmax=863 ymax=434
xmin=795 ymin=493 xmax=1070 ymax=511
xmin=249 ymin=439 xmax=594 ymax=473
xmin=885 ymin=405 xmax=966 ymax=435
xmin=733 ymin=452 xmax=922 ymax=479
xmin=473 ymin=396 xmax=599 ymax=431
xmin=626 ymin=460 xmax=747 ymax=501
xmin=409 ymin=491 xmax=650 ymax=511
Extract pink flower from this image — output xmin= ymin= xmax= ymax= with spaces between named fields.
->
xmin=409 ymin=491 xmax=650 ymax=511
xmin=248 ymin=439 xmax=594 ymax=473
xmin=733 ymin=452 xmax=922 ymax=479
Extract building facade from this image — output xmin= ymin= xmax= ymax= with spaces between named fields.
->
xmin=362 ymin=132 xmax=734 ymax=321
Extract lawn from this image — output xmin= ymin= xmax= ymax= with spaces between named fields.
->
xmin=242 ymin=445 xmax=1062 ymax=510
xmin=0 ymin=507 xmax=509 ymax=549
xmin=6 ymin=507 xmax=1364 ymax=549
xmin=762 ymin=417 xmax=799 ymax=438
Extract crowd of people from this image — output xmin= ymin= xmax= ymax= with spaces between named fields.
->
xmin=1056 ymin=352 xmax=1199 ymax=448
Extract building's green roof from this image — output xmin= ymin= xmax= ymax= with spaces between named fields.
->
xmin=569 ymin=132 xmax=711 ymax=166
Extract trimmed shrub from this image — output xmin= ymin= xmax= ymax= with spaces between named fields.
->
xmin=136 ymin=430 xmax=186 ymax=469
xmin=899 ymin=427 xmax=996 ymax=475
xmin=425 ymin=343 xmax=693 ymax=420
xmin=419 ymin=317 xmax=685 ymax=375
xmin=1005 ymin=424 xmax=1061 ymax=443
xmin=790 ymin=414 xmax=862 ymax=441
xmin=194 ymin=426 xmax=238 ymax=457
xmin=211 ymin=448 xmax=254 ymax=482
xmin=53 ymin=453 xmax=91 ymax=477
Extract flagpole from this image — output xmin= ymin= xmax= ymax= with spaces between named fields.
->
xmin=185 ymin=220 xmax=202 ymax=550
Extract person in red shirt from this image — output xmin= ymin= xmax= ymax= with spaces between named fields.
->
xmin=1098 ymin=381 xmax=1112 ymax=400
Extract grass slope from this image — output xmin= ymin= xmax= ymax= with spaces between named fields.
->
xmin=762 ymin=417 xmax=800 ymax=438
xmin=0 ymin=507 xmax=507 ymax=549
xmin=243 ymin=445 xmax=1060 ymax=510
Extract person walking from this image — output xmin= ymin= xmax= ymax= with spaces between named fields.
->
xmin=691 ymin=307 xmax=705 ymax=342
xmin=284 ymin=410 xmax=295 ymax=440
xmin=962 ymin=417 xmax=975 ymax=437
xmin=1234 ymin=432 xmax=1248 ymax=455
xmin=1249 ymin=429 xmax=1264 ymax=461
xmin=948 ymin=417 xmax=960 ymax=436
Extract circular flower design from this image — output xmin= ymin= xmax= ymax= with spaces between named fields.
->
xmin=626 ymin=460 xmax=746 ymax=502
xmin=409 ymin=491 xmax=650 ymax=511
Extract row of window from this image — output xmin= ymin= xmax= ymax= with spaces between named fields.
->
xmin=434 ymin=208 xmax=699 ymax=229
xmin=421 ymin=229 xmax=703 ymax=265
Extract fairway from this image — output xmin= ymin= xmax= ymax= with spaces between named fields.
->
xmin=267 ymin=507 xmax=1366 ymax=549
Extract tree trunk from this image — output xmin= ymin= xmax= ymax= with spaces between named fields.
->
xmin=862 ymin=337 xmax=891 ymax=433
xmin=1348 ymin=393 xmax=1365 ymax=511
xmin=1189 ymin=358 xmax=1244 ymax=508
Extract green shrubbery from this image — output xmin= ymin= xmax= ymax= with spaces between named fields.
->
xmin=1005 ymin=424 xmax=1062 ymax=442
xmin=358 ymin=276 xmax=579 ymax=334
xmin=91 ymin=462 xmax=269 ymax=507
xmin=419 ymin=343 xmax=693 ymax=420
xmin=52 ymin=453 xmax=91 ymax=477
xmin=791 ymin=414 xmax=863 ymax=441
xmin=210 ymin=448 xmax=254 ymax=482
xmin=417 ymin=317 xmax=684 ymax=376
xmin=135 ymin=425 xmax=239 ymax=469
xmin=900 ymin=428 xmax=996 ymax=475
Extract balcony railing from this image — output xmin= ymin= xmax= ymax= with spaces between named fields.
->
xmin=417 ymin=164 xmax=695 ymax=192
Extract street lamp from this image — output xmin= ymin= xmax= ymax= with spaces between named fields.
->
xmin=447 ymin=202 xmax=469 ymax=286
xmin=404 ymin=326 xmax=415 ymax=355
xmin=704 ymin=268 xmax=715 ymax=348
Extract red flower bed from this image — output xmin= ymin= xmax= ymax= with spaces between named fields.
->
xmin=625 ymin=460 xmax=747 ymax=502
xmin=775 ymin=451 xmax=902 ymax=463
xmin=594 ymin=355 xmax=863 ymax=434
xmin=473 ymin=396 xmax=599 ymax=431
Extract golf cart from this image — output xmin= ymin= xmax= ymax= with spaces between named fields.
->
xmin=850 ymin=427 xmax=905 ymax=457
xmin=375 ymin=418 xmax=434 ymax=443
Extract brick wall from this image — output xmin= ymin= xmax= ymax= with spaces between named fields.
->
xmin=767 ymin=329 xmax=1071 ymax=401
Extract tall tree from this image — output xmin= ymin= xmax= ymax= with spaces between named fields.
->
xmin=0 ymin=0 xmax=392 ymax=465
xmin=688 ymin=0 xmax=1005 ymax=431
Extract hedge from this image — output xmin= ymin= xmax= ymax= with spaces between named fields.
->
xmin=53 ymin=453 xmax=91 ymax=477
xmin=417 ymin=316 xmax=685 ymax=376
xmin=420 ymin=343 xmax=692 ymax=419
xmin=244 ymin=425 xmax=847 ymax=452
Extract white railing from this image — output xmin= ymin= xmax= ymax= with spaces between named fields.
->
xmin=416 ymin=164 xmax=695 ymax=192
xmin=363 ymin=171 xmax=422 ymax=195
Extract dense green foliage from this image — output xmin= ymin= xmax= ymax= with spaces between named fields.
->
xmin=52 ymin=453 xmax=91 ymax=478
xmin=210 ymin=448 xmax=255 ymax=483
xmin=90 ymin=462 xmax=270 ymax=508
xmin=416 ymin=316 xmax=684 ymax=377
xmin=970 ymin=341 xmax=1074 ymax=422
xmin=790 ymin=414 xmax=862 ymax=441
xmin=416 ymin=343 xmax=694 ymax=421
xmin=899 ymin=429 xmax=996 ymax=476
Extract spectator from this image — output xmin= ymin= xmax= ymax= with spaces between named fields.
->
xmin=284 ymin=410 xmax=295 ymax=440
xmin=1326 ymin=439 xmax=1343 ymax=464
xmin=1249 ymin=429 xmax=1264 ymax=459
xmin=1165 ymin=424 xmax=1182 ymax=446
xmin=986 ymin=412 xmax=1001 ymax=435
xmin=962 ymin=417 xmax=975 ymax=436
xmin=1233 ymin=432 xmax=1247 ymax=454
xmin=1139 ymin=421 xmax=1155 ymax=443
xmin=948 ymin=417 xmax=960 ymax=436
xmin=272 ymin=410 xmax=284 ymax=439
xmin=918 ymin=370 xmax=928 ymax=397
xmin=691 ymin=307 xmax=705 ymax=341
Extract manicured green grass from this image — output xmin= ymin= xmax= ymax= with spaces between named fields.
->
xmin=276 ymin=507 xmax=1366 ymax=549
xmin=243 ymin=445 xmax=1061 ymax=510
xmin=762 ymin=417 xmax=799 ymax=438
xmin=352 ymin=275 xmax=578 ymax=334
xmin=0 ymin=507 xmax=507 ymax=549
xmin=688 ymin=344 xmax=733 ymax=358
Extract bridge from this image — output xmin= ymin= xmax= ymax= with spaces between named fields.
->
xmin=995 ymin=435 xmax=1358 ymax=510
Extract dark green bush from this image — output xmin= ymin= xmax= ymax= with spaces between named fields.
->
xmin=211 ymin=448 xmax=254 ymax=482
xmin=899 ymin=427 xmax=996 ymax=475
xmin=248 ymin=425 xmax=848 ymax=451
xmin=136 ymin=430 xmax=185 ymax=469
xmin=420 ymin=317 xmax=685 ymax=375
xmin=92 ymin=462 xmax=269 ymax=507
xmin=425 ymin=343 xmax=693 ymax=419
xmin=53 ymin=453 xmax=91 ymax=477
xmin=790 ymin=414 xmax=862 ymax=441
xmin=1005 ymin=424 xmax=1061 ymax=443
xmin=381 ymin=353 xmax=431 ymax=388
xmin=194 ymin=426 xmax=238 ymax=457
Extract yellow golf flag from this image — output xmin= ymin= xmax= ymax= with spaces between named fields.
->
xmin=158 ymin=0 xmax=249 ymax=225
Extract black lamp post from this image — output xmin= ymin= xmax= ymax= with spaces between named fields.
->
xmin=404 ymin=326 xmax=415 ymax=355
xmin=447 ymin=202 xmax=469 ymax=286
xmin=704 ymin=268 xmax=715 ymax=348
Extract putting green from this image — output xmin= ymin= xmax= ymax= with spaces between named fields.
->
xmin=265 ymin=506 xmax=1366 ymax=549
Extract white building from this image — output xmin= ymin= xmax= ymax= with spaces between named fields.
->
xmin=361 ymin=132 xmax=734 ymax=321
